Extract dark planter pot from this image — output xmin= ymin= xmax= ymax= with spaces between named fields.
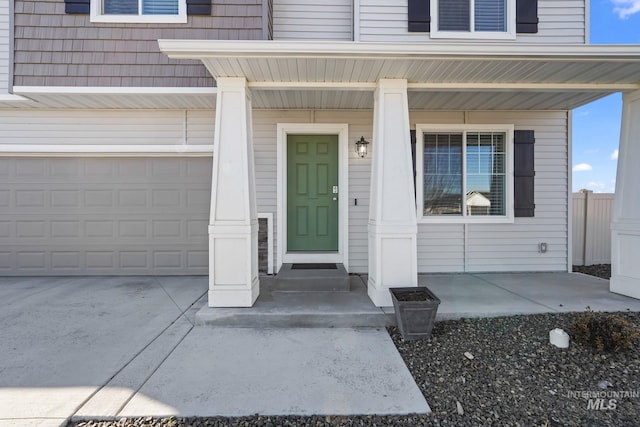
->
xmin=390 ymin=286 xmax=441 ymax=340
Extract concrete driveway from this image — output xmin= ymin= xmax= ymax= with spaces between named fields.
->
xmin=0 ymin=276 xmax=429 ymax=426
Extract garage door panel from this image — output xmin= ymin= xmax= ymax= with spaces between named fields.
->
xmin=0 ymin=158 xmax=211 ymax=276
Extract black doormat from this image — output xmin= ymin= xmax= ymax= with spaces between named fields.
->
xmin=291 ymin=263 xmax=337 ymax=270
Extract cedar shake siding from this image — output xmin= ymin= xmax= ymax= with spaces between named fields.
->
xmin=13 ymin=0 xmax=266 ymax=87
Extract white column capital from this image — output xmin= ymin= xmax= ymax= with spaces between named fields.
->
xmin=216 ymin=76 xmax=249 ymax=89
xmin=376 ymin=79 xmax=408 ymax=90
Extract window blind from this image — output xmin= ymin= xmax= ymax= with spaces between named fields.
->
xmin=475 ymin=0 xmax=506 ymax=31
xmin=143 ymin=0 xmax=179 ymax=15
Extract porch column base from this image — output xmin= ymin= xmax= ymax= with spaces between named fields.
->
xmin=367 ymin=226 xmax=418 ymax=307
xmin=208 ymin=278 xmax=260 ymax=307
xmin=208 ymin=223 xmax=259 ymax=307
xmin=610 ymin=223 xmax=640 ymax=299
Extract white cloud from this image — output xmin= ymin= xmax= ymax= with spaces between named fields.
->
xmin=612 ymin=0 xmax=640 ymax=18
xmin=611 ymin=149 xmax=619 ymax=160
xmin=587 ymin=181 xmax=615 ymax=193
xmin=573 ymin=163 xmax=593 ymax=172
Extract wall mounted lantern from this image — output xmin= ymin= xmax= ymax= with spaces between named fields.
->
xmin=355 ymin=136 xmax=370 ymax=158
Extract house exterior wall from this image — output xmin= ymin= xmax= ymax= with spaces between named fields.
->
xmin=358 ymin=0 xmax=587 ymax=44
xmin=0 ymin=108 xmax=569 ymax=275
xmin=0 ymin=0 xmax=9 ymax=92
xmin=272 ymin=0 xmax=353 ymax=40
xmin=13 ymin=0 xmax=266 ymax=87
xmin=254 ymin=109 xmax=568 ymax=273
xmin=411 ymin=110 xmax=569 ymax=273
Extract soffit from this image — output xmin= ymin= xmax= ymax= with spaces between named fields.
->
xmin=3 ymin=87 xmax=217 ymax=110
xmin=160 ymin=40 xmax=640 ymax=110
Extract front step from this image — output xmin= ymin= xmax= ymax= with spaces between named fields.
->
xmin=274 ymin=263 xmax=350 ymax=292
xmin=195 ymin=275 xmax=394 ymax=328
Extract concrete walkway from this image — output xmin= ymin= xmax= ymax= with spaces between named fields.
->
xmin=1 ymin=272 xmax=639 ymax=426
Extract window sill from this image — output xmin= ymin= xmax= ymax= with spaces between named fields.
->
xmin=90 ymin=14 xmax=187 ymax=24
xmin=417 ymin=216 xmax=515 ymax=225
xmin=430 ymin=31 xmax=516 ymax=40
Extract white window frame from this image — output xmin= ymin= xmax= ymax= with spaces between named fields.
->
xmin=90 ymin=0 xmax=187 ymax=23
xmin=415 ymin=124 xmax=515 ymax=224
xmin=431 ymin=0 xmax=516 ymax=40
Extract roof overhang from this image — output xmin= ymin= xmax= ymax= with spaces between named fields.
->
xmin=0 ymin=87 xmax=217 ymax=110
xmin=160 ymin=40 xmax=640 ymax=110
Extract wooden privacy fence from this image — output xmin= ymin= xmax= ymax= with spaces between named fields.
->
xmin=572 ymin=191 xmax=614 ymax=266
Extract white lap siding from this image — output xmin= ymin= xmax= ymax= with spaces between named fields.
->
xmin=273 ymin=0 xmax=353 ymax=40
xmin=410 ymin=110 xmax=569 ymax=272
xmin=0 ymin=0 xmax=9 ymax=92
xmin=252 ymin=109 xmax=568 ymax=274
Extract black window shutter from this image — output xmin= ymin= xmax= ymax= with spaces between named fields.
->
xmin=516 ymin=0 xmax=538 ymax=33
xmin=408 ymin=0 xmax=431 ymax=32
xmin=410 ymin=130 xmax=417 ymax=197
xmin=187 ymin=0 xmax=211 ymax=15
xmin=65 ymin=0 xmax=90 ymax=14
xmin=514 ymin=130 xmax=535 ymax=217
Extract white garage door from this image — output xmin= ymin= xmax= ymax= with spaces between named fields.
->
xmin=0 ymin=157 xmax=212 ymax=275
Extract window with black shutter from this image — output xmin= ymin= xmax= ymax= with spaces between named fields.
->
xmin=65 ymin=0 xmax=211 ymax=19
xmin=412 ymin=0 xmax=538 ymax=37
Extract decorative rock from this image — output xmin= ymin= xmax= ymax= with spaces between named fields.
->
xmin=549 ymin=328 xmax=570 ymax=348
xmin=598 ymin=380 xmax=613 ymax=390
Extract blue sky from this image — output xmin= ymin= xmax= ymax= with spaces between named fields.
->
xmin=571 ymin=0 xmax=640 ymax=192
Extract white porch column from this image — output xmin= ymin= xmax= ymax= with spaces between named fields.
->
xmin=611 ymin=90 xmax=640 ymax=299
xmin=208 ymin=77 xmax=259 ymax=307
xmin=367 ymin=79 xmax=418 ymax=307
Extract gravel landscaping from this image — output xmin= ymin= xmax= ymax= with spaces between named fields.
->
xmin=70 ymin=266 xmax=640 ymax=427
xmin=573 ymin=264 xmax=611 ymax=280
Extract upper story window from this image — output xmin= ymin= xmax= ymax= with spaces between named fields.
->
xmin=432 ymin=0 xmax=516 ymax=39
xmin=91 ymin=0 xmax=187 ymax=23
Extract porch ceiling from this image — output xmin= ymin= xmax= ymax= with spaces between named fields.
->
xmin=160 ymin=40 xmax=640 ymax=110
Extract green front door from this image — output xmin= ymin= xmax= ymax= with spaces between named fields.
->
xmin=287 ymin=135 xmax=339 ymax=252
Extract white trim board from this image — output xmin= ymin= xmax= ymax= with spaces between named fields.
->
xmin=0 ymin=144 xmax=214 ymax=157
xmin=276 ymin=123 xmax=349 ymax=272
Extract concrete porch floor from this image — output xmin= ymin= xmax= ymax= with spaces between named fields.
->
xmin=196 ymin=272 xmax=640 ymax=327
xmin=2 ymin=272 xmax=640 ymax=426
